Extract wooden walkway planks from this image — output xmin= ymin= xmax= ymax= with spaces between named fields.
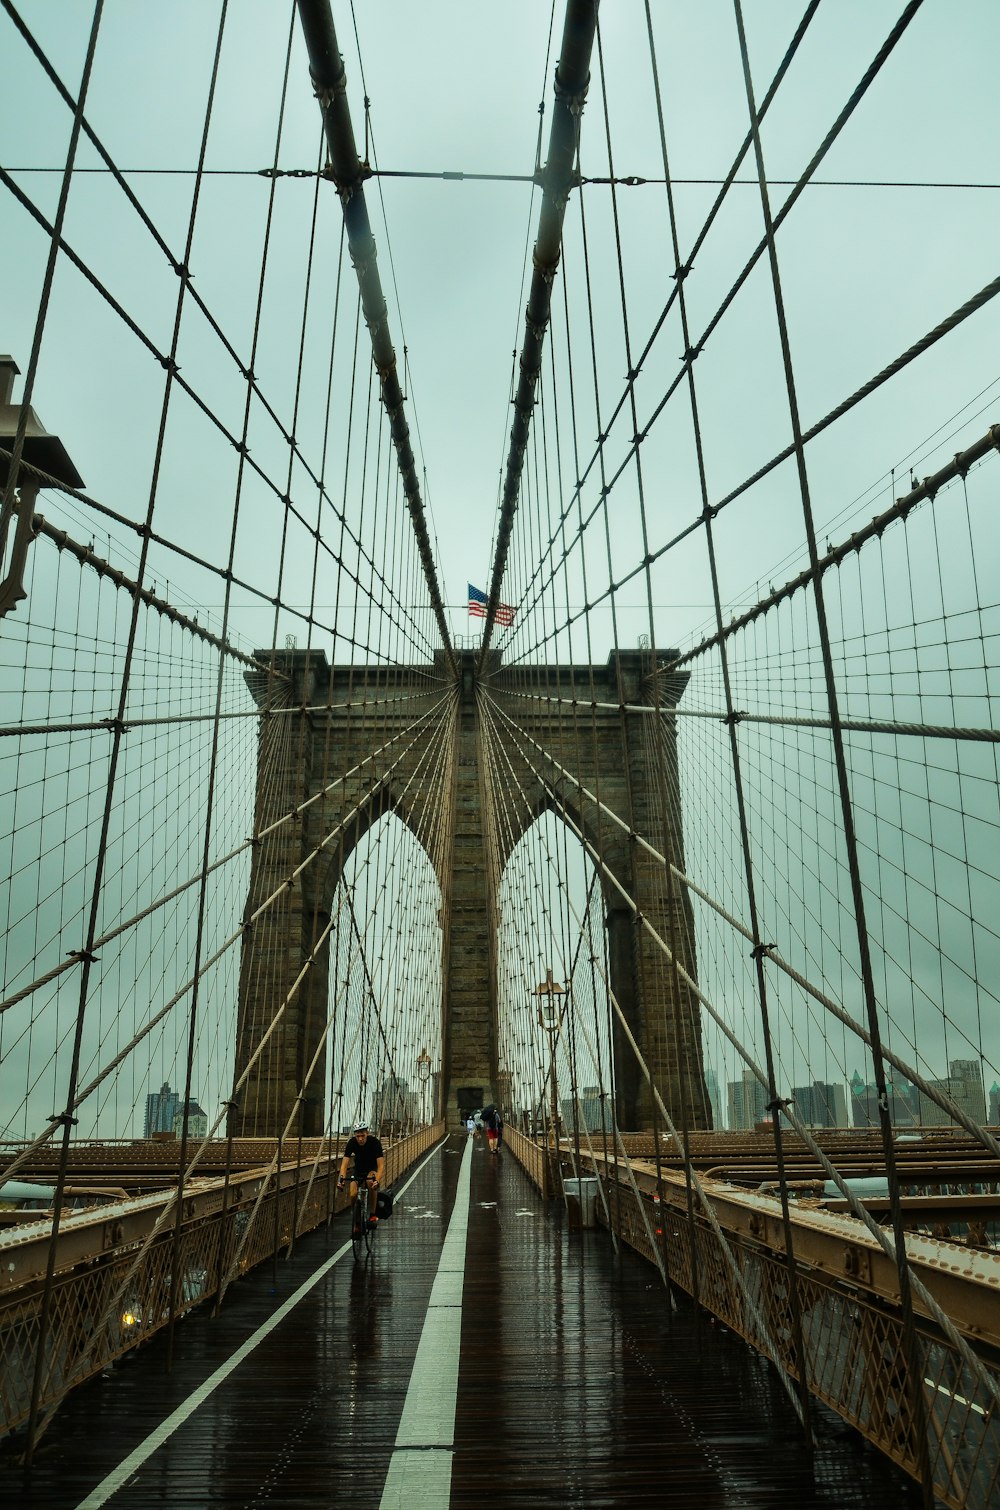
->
xmin=6 ymin=1135 xmax=921 ymax=1508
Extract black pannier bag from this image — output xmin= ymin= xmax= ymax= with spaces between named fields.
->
xmin=376 ymin=1189 xmax=394 ymax=1219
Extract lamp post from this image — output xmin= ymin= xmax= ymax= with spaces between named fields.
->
xmin=416 ymin=1047 xmax=431 ymax=1126
xmin=534 ymin=969 xmax=564 ymax=1149
xmin=0 ymin=355 xmax=84 ymax=620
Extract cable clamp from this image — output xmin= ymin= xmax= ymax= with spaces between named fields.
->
xmin=157 ymin=354 xmax=180 ymax=376
xmin=553 ymin=75 xmax=589 ymax=117
xmin=68 ymin=948 xmax=99 ymax=965
xmin=49 ymin=1112 xmax=79 ymax=1127
xmin=750 ymin=942 xmax=775 ymax=960
xmin=531 ymin=255 xmax=557 ymax=285
xmin=100 ymin=717 xmax=129 ymax=736
xmin=672 ymin=261 xmax=693 ymax=282
xmin=681 ymin=345 xmax=703 ymax=365
xmin=765 ymin=1097 xmax=792 ymax=1115
xmin=723 ymin=710 xmax=745 ymax=727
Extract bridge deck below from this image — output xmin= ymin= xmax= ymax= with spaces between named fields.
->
xmin=11 ymin=1135 xmax=920 ymax=1508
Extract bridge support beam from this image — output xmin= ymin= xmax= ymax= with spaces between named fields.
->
xmin=230 ymin=653 xmax=332 ymax=1139
xmin=439 ymin=651 xmax=498 ymax=1126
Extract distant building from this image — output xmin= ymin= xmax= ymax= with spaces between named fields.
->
xmin=850 ymin=1069 xmax=920 ymax=1128
xmin=371 ymin=1075 xmax=419 ymax=1133
xmin=792 ymin=1080 xmax=848 ymax=1128
xmin=949 ymin=1059 xmax=986 ymax=1123
xmin=144 ymin=1081 xmax=179 ymax=1138
xmin=919 ymin=1060 xmax=986 ymax=1128
xmin=727 ymin=1070 xmax=768 ymax=1130
xmin=703 ymin=1067 xmax=722 ymax=1130
xmin=173 ymin=1100 xmax=208 ymax=1139
xmin=561 ymin=1085 xmax=612 ymax=1134
xmin=990 ymin=1082 xmax=1000 ymax=1124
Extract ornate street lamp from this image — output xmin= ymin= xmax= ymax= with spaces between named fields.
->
xmin=534 ymin=969 xmax=565 ymax=1146
xmin=416 ymin=1047 xmax=431 ymax=1126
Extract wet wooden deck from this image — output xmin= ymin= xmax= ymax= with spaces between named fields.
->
xmin=8 ymin=1135 xmax=922 ymax=1508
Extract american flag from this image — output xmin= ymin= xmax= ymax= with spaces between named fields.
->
xmin=468 ymin=584 xmax=514 ymax=627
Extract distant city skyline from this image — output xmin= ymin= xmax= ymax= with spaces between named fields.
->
xmin=711 ymin=1057 xmax=990 ymax=1132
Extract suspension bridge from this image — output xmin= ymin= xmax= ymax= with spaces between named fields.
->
xmin=2 ymin=1 xmax=1000 ymax=1505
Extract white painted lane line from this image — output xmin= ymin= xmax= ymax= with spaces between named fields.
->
xmin=75 ymin=1139 xmax=448 ymax=1509
xmin=379 ymin=1448 xmax=453 ymax=1508
xmin=395 ymin=1308 xmax=464 ymax=1449
xmin=378 ymin=1135 xmax=472 ymax=1508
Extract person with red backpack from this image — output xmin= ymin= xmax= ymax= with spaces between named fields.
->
xmin=482 ymin=1104 xmax=503 ymax=1154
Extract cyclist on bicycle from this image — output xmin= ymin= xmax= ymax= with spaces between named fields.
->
xmin=338 ymin=1122 xmax=385 ymax=1227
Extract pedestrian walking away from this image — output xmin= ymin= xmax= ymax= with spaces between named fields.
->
xmin=482 ymin=1103 xmax=503 ymax=1154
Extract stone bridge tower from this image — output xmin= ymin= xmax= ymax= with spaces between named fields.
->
xmin=230 ymin=647 xmax=709 ymax=1137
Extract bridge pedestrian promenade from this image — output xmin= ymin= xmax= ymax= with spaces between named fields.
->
xmin=11 ymin=1136 xmax=919 ymax=1509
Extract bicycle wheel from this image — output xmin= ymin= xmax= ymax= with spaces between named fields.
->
xmin=363 ymin=1216 xmax=377 ymax=1257
xmin=351 ymin=1198 xmax=366 ymax=1262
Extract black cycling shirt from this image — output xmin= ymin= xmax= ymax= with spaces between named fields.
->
xmin=344 ymin=1133 xmax=384 ymax=1178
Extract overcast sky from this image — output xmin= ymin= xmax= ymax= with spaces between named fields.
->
xmin=3 ymin=2 xmax=999 ymax=648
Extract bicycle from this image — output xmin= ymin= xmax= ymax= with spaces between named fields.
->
xmin=345 ymin=1173 xmax=379 ymax=1261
